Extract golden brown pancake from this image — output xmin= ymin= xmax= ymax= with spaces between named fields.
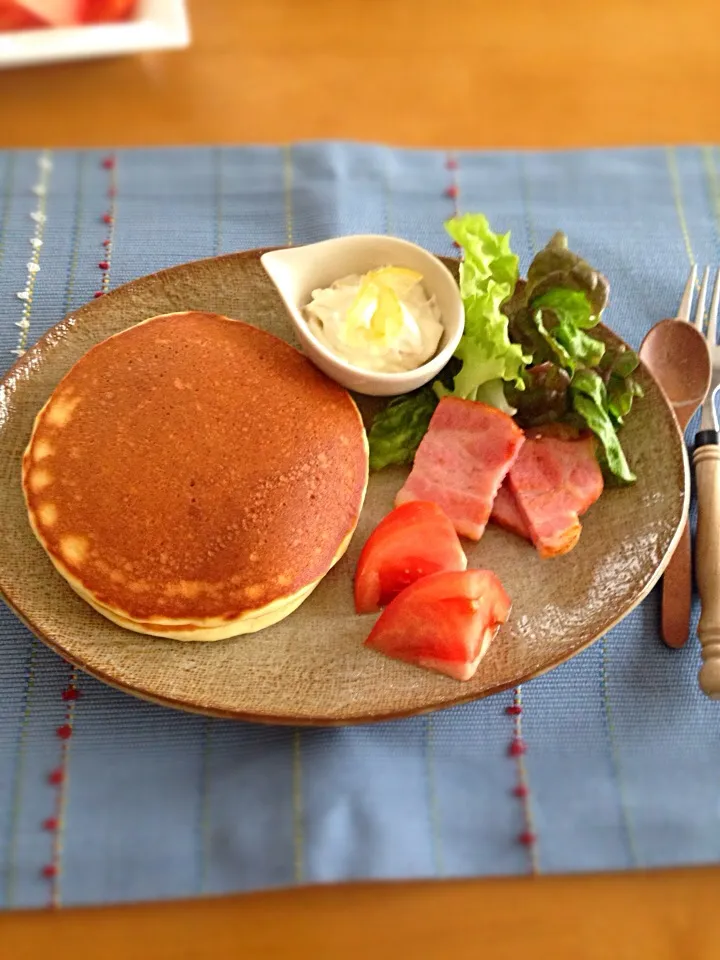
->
xmin=22 ymin=311 xmax=368 ymax=640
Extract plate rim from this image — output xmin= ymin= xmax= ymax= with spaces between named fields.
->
xmin=0 ymin=247 xmax=690 ymax=725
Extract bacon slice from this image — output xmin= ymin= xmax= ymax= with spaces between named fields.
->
xmin=506 ymin=432 xmax=603 ymax=558
xmin=395 ymin=397 xmax=525 ymax=540
xmin=491 ymin=481 xmax=531 ymax=540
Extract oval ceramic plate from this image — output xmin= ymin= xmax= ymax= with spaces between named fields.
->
xmin=0 ymin=250 xmax=687 ymax=724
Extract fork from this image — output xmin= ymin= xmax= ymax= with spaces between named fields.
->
xmin=686 ymin=266 xmax=720 ymax=697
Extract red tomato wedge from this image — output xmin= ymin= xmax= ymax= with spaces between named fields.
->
xmin=19 ymin=0 xmax=82 ymax=26
xmin=354 ymin=501 xmax=467 ymax=614
xmin=0 ymin=3 xmax=47 ymax=29
xmin=364 ymin=569 xmax=511 ymax=681
xmin=81 ymin=0 xmax=136 ymax=23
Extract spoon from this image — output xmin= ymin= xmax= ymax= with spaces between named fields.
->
xmin=640 ymin=317 xmax=712 ymax=647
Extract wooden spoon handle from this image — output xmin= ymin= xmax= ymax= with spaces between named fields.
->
xmin=693 ymin=442 xmax=720 ymax=697
xmin=661 ymin=521 xmax=691 ymax=648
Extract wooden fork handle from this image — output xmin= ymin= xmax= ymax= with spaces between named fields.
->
xmin=661 ymin=521 xmax=691 ymax=648
xmin=693 ymin=442 xmax=720 ymax=698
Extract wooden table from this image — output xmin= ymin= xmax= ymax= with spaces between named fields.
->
xmin=2 ymin=1 xmax=720 ymax=956
xmin=2 ymin=0 xmax=720 ymax=148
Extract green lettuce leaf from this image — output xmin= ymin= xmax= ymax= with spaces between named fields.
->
xmin=367 ymin=385 xmax=438 ymax=471
xmin=525 ymin=231 xmax=610 ymax=316
xmin=571 ymin=370 xmax=636 ymax=483
xmin=607 ymin=376 xmax=643 ymax=425
xmin=532 ymin=288 xmax=598 ymax=329
xmin=439 ymin=214 xmax=527 ymax=407
xmin=572 ymin=369 xmax=607 ymax=407
xmin=532 ymin=287 xmax=605 ymax=369
xmin=553 ymin=320 xmax=605 ymax=368
xmin=507 ymin=362 xmax=571 ymax=427
xmin=601 ymin=343 xmax=640 ymax=379
xmin=448 ymin=213 xmax=519 ymax=298
xmin=504 ymin=233 xmax=609 ymax=375
xmin=473 ymin=378 xmax=517 ymax=415
xmin=503 ymin=294 xmax=554 ymax=364
xmin=599 ymin=344 xmax=644 ymax=425
xmin=367 ymin=219 xmax=640 ymax=484
xmin=531 ymin=309 xmax=574 ymax=369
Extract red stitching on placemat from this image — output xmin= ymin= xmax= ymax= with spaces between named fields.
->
xmin=445 ymin=153 xmax=460 ymax=244
xmin=506 ymin=688 xmax=539 ymax=873
xmin=94 ymin=154 xmax=117 ymax=297
xmin=42 ymin=668 xmax=80 ymax=906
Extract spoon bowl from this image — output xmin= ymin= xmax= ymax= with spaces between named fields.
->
xmin=640 ymin=318 xmax=711 ymax=422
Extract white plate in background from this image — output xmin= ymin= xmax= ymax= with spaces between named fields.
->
xmin=0 ymin=0 xmax=189 ymax=68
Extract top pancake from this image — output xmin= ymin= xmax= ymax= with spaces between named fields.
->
xmin=23 ymin=311 xmax=368 ymax=624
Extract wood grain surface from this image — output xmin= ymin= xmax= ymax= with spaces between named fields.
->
xmin=0 ymin=0 xmax=719 ymax=148
xmin=5 ymin=870 xmax=720 ymax=960
xmin=2 ymin=0 xmax=720 ymax=957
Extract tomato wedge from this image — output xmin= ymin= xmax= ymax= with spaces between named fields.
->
xmin=364 ymin=569 xmax=511 ymax=681
xmin=354 ymin=501 xmax=466 ymax=614
xmin=81 ymin=0 xmax=136 ymax=23
xmin=0 ymin=3 xmax=47 ymax=29
xmin=19 ymin=0 xmax=82 ymax=26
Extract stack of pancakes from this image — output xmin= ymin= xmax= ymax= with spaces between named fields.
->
xmin=22 ymin=311 xmax=368 ymax=641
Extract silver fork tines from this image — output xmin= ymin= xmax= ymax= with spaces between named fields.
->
xmin=678 ymin=264 xmax=697 ymax=322
xmin=708 ymin=267 xmax=720 ymax=349
xmin=680 ymin=265 xmax=720 ymax=431
xmin=694 ymin=267 xmax=710 ymax=332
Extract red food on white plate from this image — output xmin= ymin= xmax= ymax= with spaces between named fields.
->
xmin=354 ymin=500 xmax=466 ymax=614
xmin=507 ymin=431 xmax=604 ymax=558
xmin=0 ymin=2 xmax=47 ymax=28
xmin=19 ymin=0 xmax=82 ymax=26
xmin=395 ymin=397 xmax=525 ymax=541
xmin=81 ymin=0 xmax=136 ymax=23
xmin=0 ymin=0 xmax=136 ymax=28
xmin=364 ymin=569 xmax=511 ymax=681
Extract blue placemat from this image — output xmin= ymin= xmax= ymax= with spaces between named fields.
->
xmin=1 ymin=143 xmax=719 ymax=909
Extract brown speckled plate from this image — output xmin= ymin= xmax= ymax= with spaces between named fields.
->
xmin=0 ymin=250 xmax=688 ymax=724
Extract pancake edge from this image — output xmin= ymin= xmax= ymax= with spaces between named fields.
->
xmin=22 ymin=311 xmax=369 ymax=639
